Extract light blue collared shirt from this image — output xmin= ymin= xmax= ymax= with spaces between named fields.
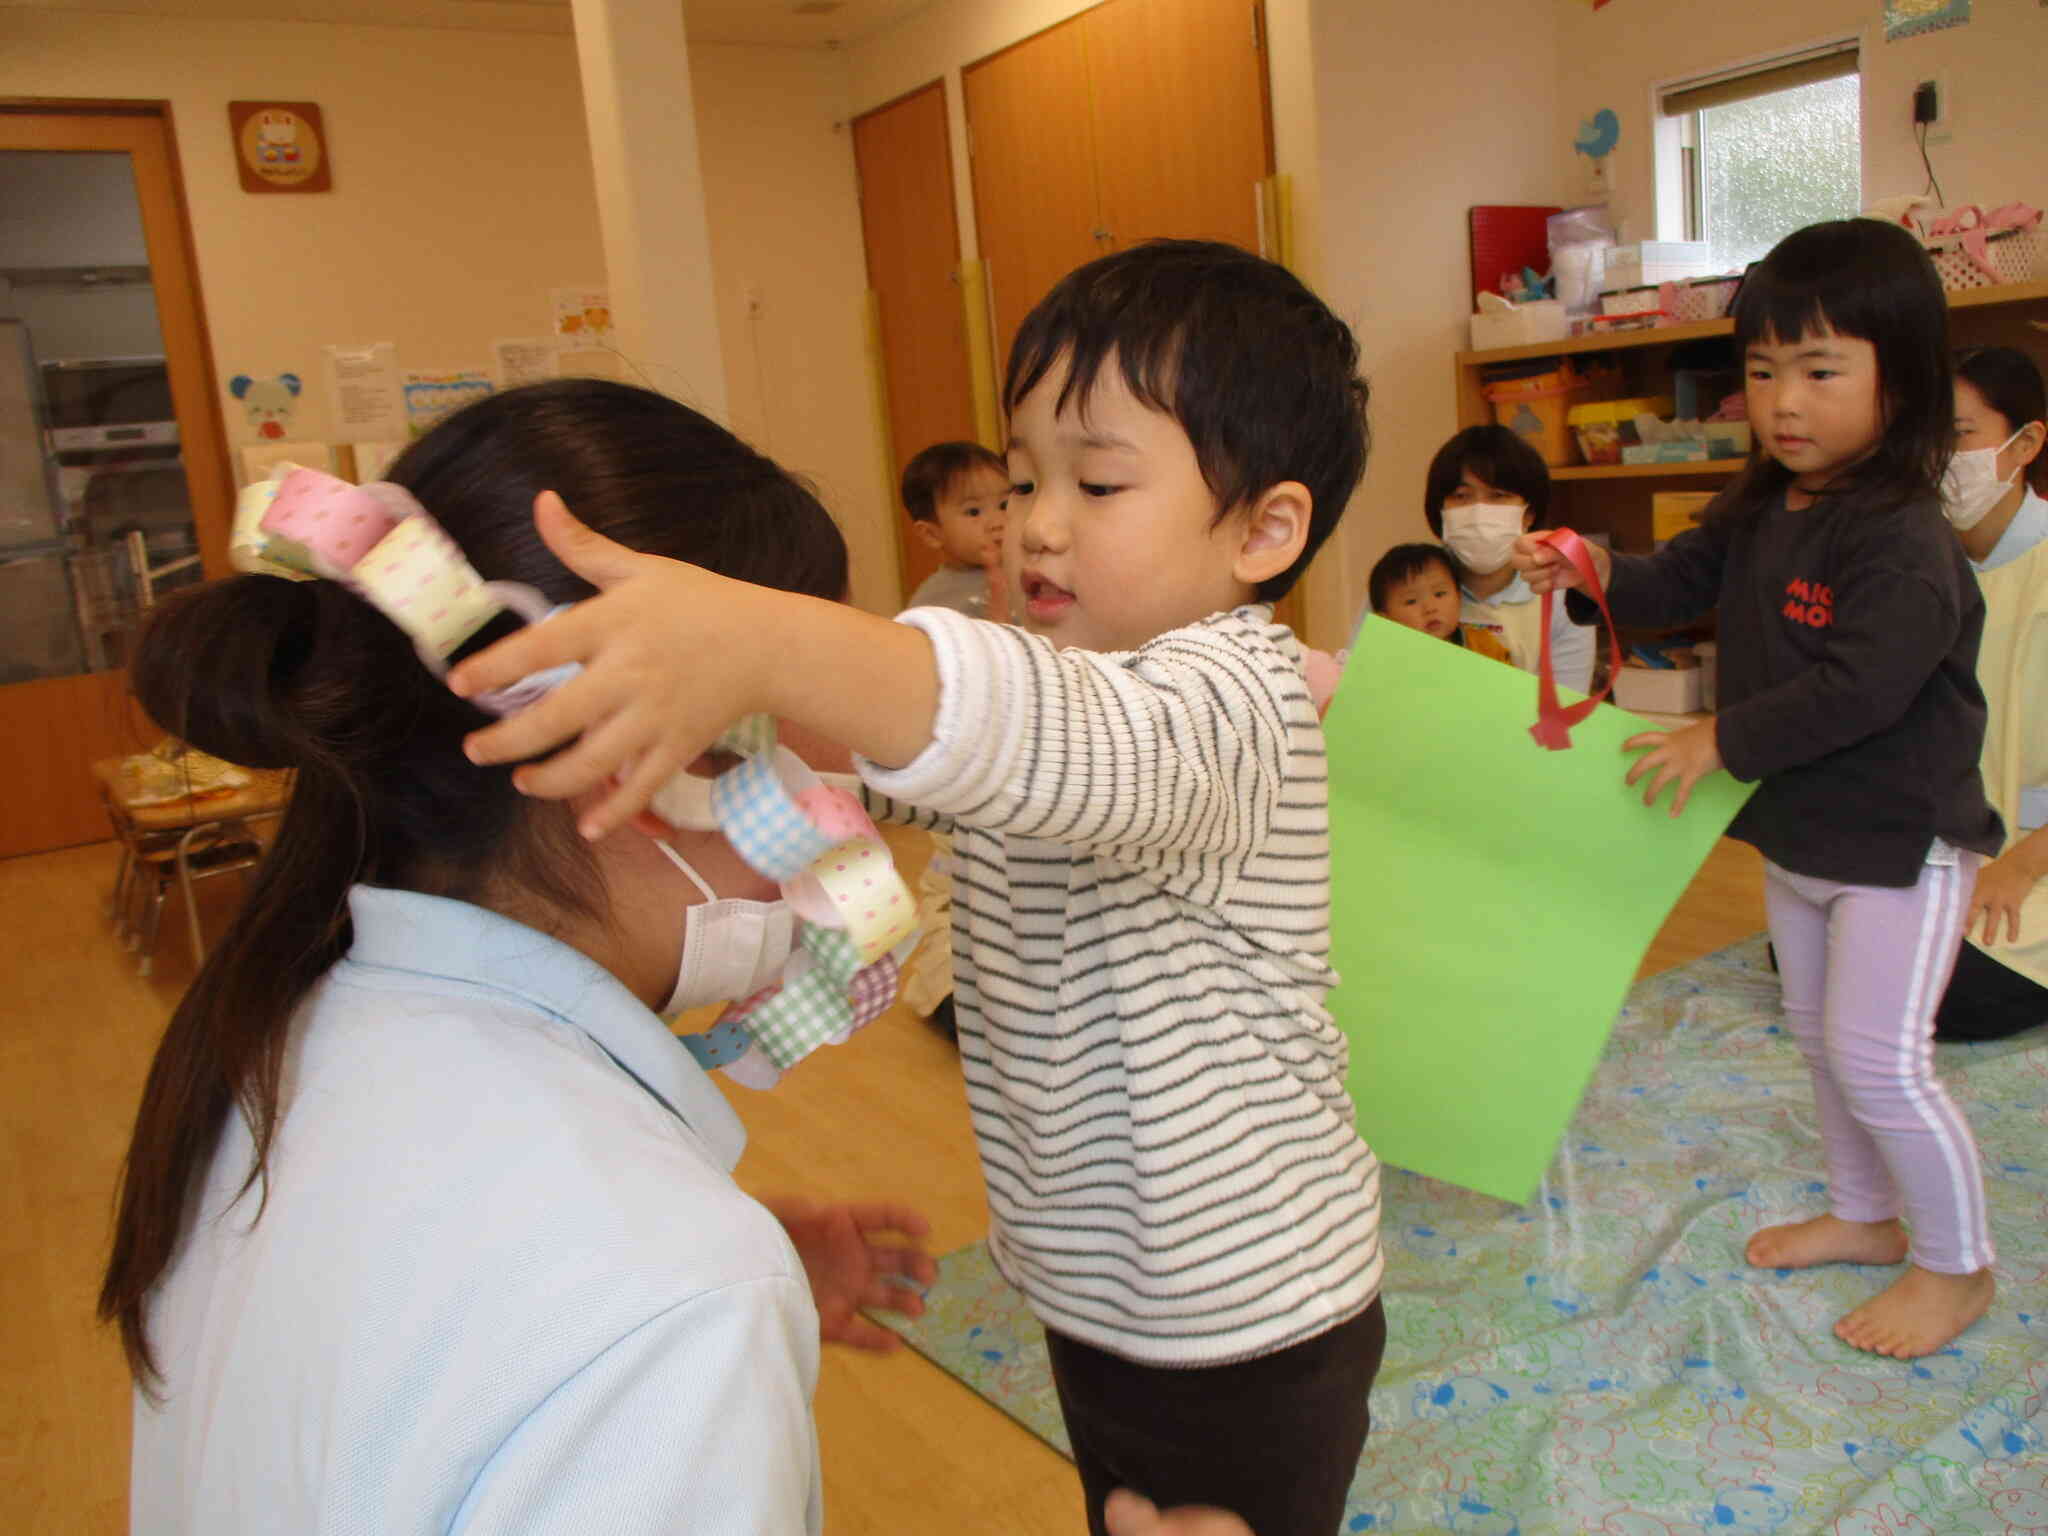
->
xmin=133 ymin=886 xmax=822 ymax=1535
xmin=1970 ymin=487 xmax=2048 ymax=575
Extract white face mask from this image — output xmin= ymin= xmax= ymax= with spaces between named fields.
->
xmin=1440 ymin=501 xmax=1527 ymax=576
xmin=654 ymin=840 xmax=796 ymax=1016
xmin=1941 ymin=428 xmax=2028 ymax=531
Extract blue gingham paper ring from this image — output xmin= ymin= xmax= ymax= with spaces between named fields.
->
xmin=708 ymin=746 xmax=837 ymax=882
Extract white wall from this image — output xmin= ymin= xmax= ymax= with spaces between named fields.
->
xmin=1311 ymin=0 xmax=1572 ymax=638
xmin=2 ymin=11 xmax=608 ymax=441
xmin=1 ymin=7 xmax=898 ymax=612
xmin=690 ymin=42 xmax=896 ymax=609
xmin=1553 ymin=0 xmax=2048 ymax=246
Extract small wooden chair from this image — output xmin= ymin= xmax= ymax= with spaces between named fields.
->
xmin=93 ymin=756 xmax=290 ymax=976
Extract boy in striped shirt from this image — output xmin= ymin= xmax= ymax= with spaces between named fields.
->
xmin=453 ymin=239 xmax=1386 ymax=1536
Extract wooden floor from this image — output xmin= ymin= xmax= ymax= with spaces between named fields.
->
xmin=0 ymin=829 xmax=1765 ymax=1535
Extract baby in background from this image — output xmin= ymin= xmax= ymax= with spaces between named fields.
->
xmin=901 ymin=440 xmax=1009 ymax=617
xmin=1369 ymin=542 xmax=1511 ymax=662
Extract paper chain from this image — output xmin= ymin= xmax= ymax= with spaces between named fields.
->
xmin=231 ymin=465 xmax=920 ymax=1088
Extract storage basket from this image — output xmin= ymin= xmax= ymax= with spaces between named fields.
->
xmin=1599 ymin=285 xmax=1661 ymax=317
xmin=1928 ymin=227 xmax=2044 ymax=291
xmin=1669 ymin=276 xmax=1740 ymax=323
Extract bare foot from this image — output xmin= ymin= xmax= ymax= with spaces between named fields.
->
xmin=1745 ymin=1214 xmax=1909 ymax=1270
xmin=1835 ymin=1265 xmax=1995 ymax=1359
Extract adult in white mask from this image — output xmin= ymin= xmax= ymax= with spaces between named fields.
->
xmin=1423 ymin=425 xmax=1595 ymax=693
xmin=1937 ymin=346 xmax=2048 ymax=1043
xmin=102 ymin=382 xmax=946 ymax=1536
xmin=1944 ymin=346 xmax=2048 ymax=569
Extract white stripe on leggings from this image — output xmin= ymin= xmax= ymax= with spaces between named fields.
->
xmin=1895 ymin=859 xmax=1988 ymax=1271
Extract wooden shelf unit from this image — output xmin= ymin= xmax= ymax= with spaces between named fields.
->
xmin=1453 ymin=278 xmax=2048 ymax=554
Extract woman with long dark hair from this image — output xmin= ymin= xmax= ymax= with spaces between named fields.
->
xmin=101 ymin=380 xmax=934 ymax=1532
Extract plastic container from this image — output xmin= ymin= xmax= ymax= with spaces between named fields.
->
xmin=1468 ymin=298 xmax=1568 ymax=351
xmin=1693 ymin=640 xmax=1718 ymax=710
xmin=1548 ymin=206 xmax=1618 ymax=322
xmin=1602 ymin=240 xmax=1714 ymax=291
xmin=1484 ymin=362 xmax=1599 ymax=467
xmin=1652 ymin=490 xmax=1716 ymax=545
xmin=1567 ymin=396 xmax=1675 ymax=464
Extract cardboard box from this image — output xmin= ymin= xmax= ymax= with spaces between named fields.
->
xmin=1613 ymin=665 xmax=1703 ymax=715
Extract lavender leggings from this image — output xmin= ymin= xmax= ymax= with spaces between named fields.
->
xmin=1764 ymin=853 xmax=1996 ymax=1275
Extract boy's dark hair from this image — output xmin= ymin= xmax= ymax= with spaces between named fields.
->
xmin=1369 ymin=542 xmax=1464 ymax=613
xmin=1422 ymin=425 xmax=1551 ymax=537
xmin=1723 ymin=217 xmax=1952 ymax=521
xmin=1003 ymin=239 xmax=1369 ymax=601
xmin=901 ymin=440 xmax=1007 ymax=523
xmin=1957 ymin=345 xmax=2048 ymax=495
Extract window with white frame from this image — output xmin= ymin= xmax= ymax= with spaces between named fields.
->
xmin=1659 ymin=43 xmax=1863 ymax=273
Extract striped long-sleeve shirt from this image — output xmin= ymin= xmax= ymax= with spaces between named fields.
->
xmin=859 ymin=604 xmax=1383 ymax=1367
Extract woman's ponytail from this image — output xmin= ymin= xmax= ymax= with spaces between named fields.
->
xmin=101 ymin=578 xmax=376 ymax=1388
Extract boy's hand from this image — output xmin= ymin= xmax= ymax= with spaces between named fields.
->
xmin=1512 ymin=531 xmax=1608 ymax=595
xmin=448 ymin=493 xmax=771 ymax=838
xmin=1622 ymin=719 xmax=1722 ymax=818
xmin=759 ymin=1196 xmax=937 ymax=1353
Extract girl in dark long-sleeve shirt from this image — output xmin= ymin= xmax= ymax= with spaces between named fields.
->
xmin=1517 ymin=219 xmax=2002 ymax=1363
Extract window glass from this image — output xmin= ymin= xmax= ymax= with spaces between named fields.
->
xmin=1698 ymin=73 xmax=1861 ymax=272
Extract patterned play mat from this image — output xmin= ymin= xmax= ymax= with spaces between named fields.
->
xmin=880 ymin=937 xmax=2048 ymax=1533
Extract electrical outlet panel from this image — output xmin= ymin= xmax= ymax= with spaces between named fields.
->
xmin=1915 ymin=76 xmax=1953 ymax=144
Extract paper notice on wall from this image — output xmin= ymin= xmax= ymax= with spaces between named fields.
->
xmin=323 ymin=342 xmax=406 ymax=442
xmin=401 ymin=368 xmax=493 ymax=437
xmin=551 ymin=287 xmax=614 ymax=347
xmin=494 ymin=337 xmax=559 ymax=387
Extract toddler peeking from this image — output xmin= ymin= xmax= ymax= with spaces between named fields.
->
xmin=1369 ymin=542 xmax=1511 ymax=662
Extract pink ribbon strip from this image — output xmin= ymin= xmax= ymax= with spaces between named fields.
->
xmin=1528 ymin=527 xmax=1621 ymax=752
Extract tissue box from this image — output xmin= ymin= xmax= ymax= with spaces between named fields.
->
xmin=1568 ymin=396 xmax=1675 ymax=464
xmin=1613 ymin=665 xmax=1704 ymax=715
xmin=1469 ymin=299 xmax=1567 ymax=351
xmin=1623 ymin=441 xmax=1710 ymax=465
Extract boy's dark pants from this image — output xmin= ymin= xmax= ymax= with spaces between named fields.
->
xmin=1044 ymin=1298 xmax=1386 ymax=1536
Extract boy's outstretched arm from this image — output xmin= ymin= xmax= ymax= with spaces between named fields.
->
xmin=449 ymin=493 xmax=939 ymax=838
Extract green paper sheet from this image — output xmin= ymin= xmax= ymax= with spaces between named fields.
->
xmin=1325 ymin=615 xmax=1753 ymax=1205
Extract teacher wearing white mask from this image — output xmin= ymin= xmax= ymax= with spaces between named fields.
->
xmin=1423 ymin=424 xmax=1596 ymax=694
xmin=1937 ymin=345 xmax=2048 ymax=1042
